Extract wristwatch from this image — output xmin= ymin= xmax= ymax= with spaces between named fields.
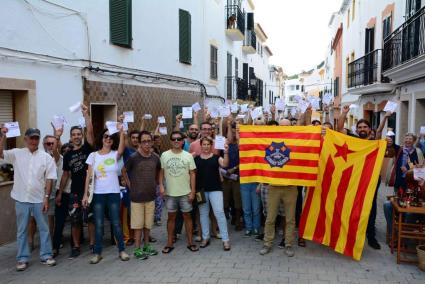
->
xmin=44 ymin=194 xmax=50 ymax=198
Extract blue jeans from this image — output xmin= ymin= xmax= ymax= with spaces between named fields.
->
xmin=198 ymin=191 xmax=229 ymax=241
xmin=240 ymin=183 xmax=261 ymax=232
xmin=93 ymin=193 xmax=125 ymax=255
xmin=15 ymin=201 xmax=52 ymax=262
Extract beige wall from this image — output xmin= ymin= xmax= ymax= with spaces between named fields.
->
xmin=0 ymin=182 xmax=16 ymax=245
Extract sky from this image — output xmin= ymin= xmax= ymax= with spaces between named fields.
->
xmin=255 ymin=0 xmax=342 ymax=76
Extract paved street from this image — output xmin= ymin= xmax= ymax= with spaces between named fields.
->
xmin=0 ymin=185 xmax=424 ymax=284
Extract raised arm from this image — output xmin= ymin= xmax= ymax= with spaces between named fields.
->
xmin=52 ymin=123 xmax=63 ymax=163
xmin=0 ymin=126 xmax=7 ymax=159
xmin=174 ymin=114 xmax=182 ymax=132
xmin=218 ymin=143 xmax=229 ymax=168
xmin=140 ymin=115 xmax=146 ymax=132
xmin=323 ymin=105 xmax=331 ymax=123
xmin=270 ymin=105 xmax=276 ymax=121
xmin=82 ymin=104 xmax=95 ymax=147
xmin=376 ymin=111 xmax=392 ymax=139
xmin=193 ymin=110 xmax=199 ymax=127
xmin=337 ymin=105 xmax=350 ymax=133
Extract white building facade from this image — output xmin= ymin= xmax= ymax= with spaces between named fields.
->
xmin=0 ymin=0 xmax=276 ymax=146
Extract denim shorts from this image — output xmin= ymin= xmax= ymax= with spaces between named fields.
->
xmin=166 ymin=195 xmax=192 ymax=213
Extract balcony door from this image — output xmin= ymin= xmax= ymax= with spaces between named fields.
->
xmin=364 ymin=27 xmax=375 ymax=85
xmin=406 ymin=0 xmax=422 ymax=19
xmin=403 ymin=0 xmax=421 ymax=61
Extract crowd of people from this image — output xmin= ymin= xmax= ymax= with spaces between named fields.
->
xmin=0 ymin=102 xmax=424 ymax=272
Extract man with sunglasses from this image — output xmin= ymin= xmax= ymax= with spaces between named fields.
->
xmin=159 ymin=131 xmax=198 ymax=253
xmin=123 ymin=131 xmax=161 ymax=259
xmin=57 ymin=104 xmax=95 ymax=259
xmin=0 ymin=127 xmax=57 ymax=271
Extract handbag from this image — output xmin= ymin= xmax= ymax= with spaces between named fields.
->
xmin=87 ymin=152 xmax=96 ymax=204
xmin=195 ymin=189 xmax=206 ymax=205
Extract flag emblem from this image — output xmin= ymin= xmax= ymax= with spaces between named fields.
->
xmin=264 ymin=142 xmax=291 ymax=168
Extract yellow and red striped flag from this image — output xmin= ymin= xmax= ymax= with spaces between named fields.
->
xmin=299 ymin=129 xmax=386 ymax=260
xmin=239 ymin=125 xmax=322 ymax=187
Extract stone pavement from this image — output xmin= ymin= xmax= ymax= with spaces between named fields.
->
xmin=0 ymin=185 xmax=424 ymax=284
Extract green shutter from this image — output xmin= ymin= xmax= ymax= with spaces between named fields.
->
xmin=179 ymin=9 xmax=191 ymax=64
xmin=110 ymin=0 xmax=132 ymax=47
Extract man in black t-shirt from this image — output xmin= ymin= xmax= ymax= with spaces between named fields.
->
xmin=56 ymin=104 xmax=95 ymax=259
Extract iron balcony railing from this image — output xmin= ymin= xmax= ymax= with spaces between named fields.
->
xmin=348 ymin=49 xmax=390 ymax=88
xmin=383 ymin=5 xmax=425 ymax=72
xmin=225 ymin=4 xmax=245 ymax=36
xmin=244 ymin=30 xmax=257 ymax=50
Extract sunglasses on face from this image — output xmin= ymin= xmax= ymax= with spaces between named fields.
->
xmin=44 ymin=142 xmax=54 ymax=146
xmin=103 ymin=134 xmax=113 ymax=139
xmin=171 ymin=137 xmax=184 ymax=142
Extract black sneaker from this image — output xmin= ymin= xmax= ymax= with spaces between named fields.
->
xmin=278 ymin=239 xmax=285 ymax=249
xmin=68 ymin=247 xmax=80 ymax=259
xmin=255 ymin=234 xmax=264 ymax=242
xmin=368 ymin=238 xmax=381 ymax=250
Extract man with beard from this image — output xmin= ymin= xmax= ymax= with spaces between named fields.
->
xmin=56 ymin=104 xmax=95 ymax=258
xmin=337 ymin=105 xmax=381 ymax=249
xmin=174 ymin=113 xmax=200 ymax=152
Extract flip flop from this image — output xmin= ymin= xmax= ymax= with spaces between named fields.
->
xmin=162 ymin=246 xmax=174 ymax=254
xmin=187 ymin=244 xmax=199 ymax=252
xmin=200 ymin=240 xmax=210 ymax=248
xmin=298 ymin=238 xmax=306 ymax=247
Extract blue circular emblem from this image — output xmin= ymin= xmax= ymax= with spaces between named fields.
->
xmin=264 ymin=142 xmax=291 ymax=168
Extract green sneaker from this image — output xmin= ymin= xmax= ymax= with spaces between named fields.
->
xmin=143 ymin=244 xmax=158 ymax=256
xmin=133 ymin=248 xmax=148 ymax=260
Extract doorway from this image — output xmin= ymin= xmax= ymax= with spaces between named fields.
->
xmin=90 ymin=103 xmax=117 ymax=142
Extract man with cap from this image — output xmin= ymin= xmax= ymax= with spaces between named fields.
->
xmin=0 ymin=126 xmax=57 ymax=271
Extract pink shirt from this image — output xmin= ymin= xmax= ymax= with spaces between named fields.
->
xmin=189 ymin=139 xmax=220 ymax=156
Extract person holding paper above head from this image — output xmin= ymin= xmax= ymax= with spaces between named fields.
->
xmin=82 ymin=117 xmax=130 ymax=264
xmin=57 ymin=103 xmax=95 ymax=259
xmin=174 ymin=112 xmax=199 ymax=152
xmin=0 ymin=126 xmax=57 ymax=271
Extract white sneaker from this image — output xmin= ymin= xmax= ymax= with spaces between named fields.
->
xmin=90 ymin=254 xmax=103 ymax=264
xmin=284 ymin=245 xmax=295 ymax=257
xmin=119 ymin=251 xmax=130 ymax=261
xmin=16 ymin=262 xmax=28 ymax=271
xmin=41 ymin=258 xmax=56 ymax=266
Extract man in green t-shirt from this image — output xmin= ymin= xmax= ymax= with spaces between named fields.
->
xmin=159 ymin=131 xmax=198 ymax=253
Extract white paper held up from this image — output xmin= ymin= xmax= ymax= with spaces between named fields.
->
xmin=123 ymin=111 xmax=134 ymax=123
xmin=383 ymin=101 xmax=398 ymax=113
xmin=105 ymin=121 xmax=119 ymax=135
xmin=420 ymin=126 xmax=425 ymax=135
xmin=349 ymin=104 xmax=358 ymax=110
xmin=250 ymin=107 xmax=263 ymax=120
xmin=413 ymin=167 xmax=425 ymax=180
xmin=159 ymin=127 xmax=168 ymax=135
xmin=78 ymin=117 xmax=86 ymax=128
xmin=214 ymin=135 xmax=226 ymax=150
xmin=182 ymin=107 xmax=193 ymax=119
xmin=4 ymin=122 xmax=21 ymax=138
xmin=144 ymin=114 xmax=152 ymax=120
xmin=158 ymin=116 xmax=166 ymax=124
xmin=52 ymin=115 xmax=66 ymax=130
xmin=275 ymin=98 xmax=285 ymax=111
xmin=231 ymin=103 xmax=239 ymax=113
xmin=69 ymin=101 xmax=81 ymax=113
xmin=297 ymin=100 xmax=309 ymax=114
xmin=191 ymin=102 xmax=201 ymax=113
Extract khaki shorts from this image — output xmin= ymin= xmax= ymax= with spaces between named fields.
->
xmin=131 ymin=201 xmax=155 ymax=230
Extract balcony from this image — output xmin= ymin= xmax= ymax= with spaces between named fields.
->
xmin=383 ymin=6 xmax=425 ymax=83
xmin=242 ymin=30 xmax=257 ymax=54
xmin=225 ymin=3 xmax=245 ymax=41
xmin=347 ymin=49 xmax=394 ymax=95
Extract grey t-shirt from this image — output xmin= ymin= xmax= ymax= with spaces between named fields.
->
xmin=125 ymin=152 xmax=160 ymax=202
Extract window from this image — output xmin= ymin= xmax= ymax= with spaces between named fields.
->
xmin=0 ymin=91 xmax=15 ymax=183
xmin=382 ymin=14 xmax=392 ymax=40
xmin=334 ymin=77 xmax=340 ymax=97
xmin=179 ymin=9 xmax=191 ymax=64
xmin=296 ymin=85 xmax=299 ymax=90
xmin=346 ymin=57 xmax=350 ymax=87
xmin=210 ymin=45 xmax=218 ymax=80
xmin=352 ymin=0 xmax=356 ymax=21
xmin=109 ymin=0 xmax=132 ymax=48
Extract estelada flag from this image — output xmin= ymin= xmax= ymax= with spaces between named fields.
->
xmin=239 ymin=125 xmax=322 ymax=187
xmin=299 ymin=129 xmax=387 ymax=260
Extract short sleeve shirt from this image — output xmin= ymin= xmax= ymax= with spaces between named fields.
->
xmin=160 ymin=150 xmax=196 ymax=197
xmin=63 ymin=143 xmax=93 ymax=195
xmin=125 ymin=152 xmax=160 ymax=202
xmin=86 ymin=151 xmax=123 ymax=194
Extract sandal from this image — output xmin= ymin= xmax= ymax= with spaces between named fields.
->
xmin=223 ymin=241 xmax=231 ymax=251
xmin=187 ymin=244 xmax=199 ymax=252
xmin=200 ymin=239 xmax=210 ymax=248
xmin=162 ymin=246 xmax=174 ymax=254
xmin=298 ymin=238 xmax=306 ymax=247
